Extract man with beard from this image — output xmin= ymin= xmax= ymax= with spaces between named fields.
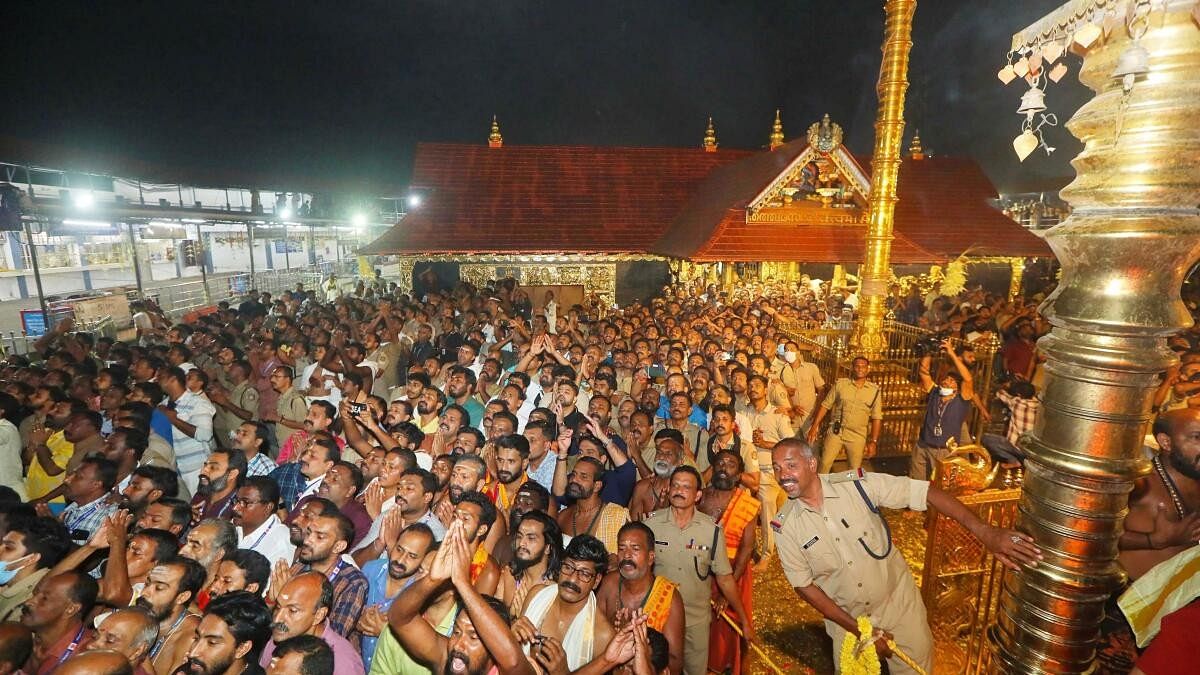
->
xmin=357 ymin=446 xmax=386 ymax=485
xmin=428 ymin=403 xmax=469 ymax=456
xmin=99 ymin=428 xmax=148 ymax=495
xmin=232 ymin=422 xmax=275 ymax=478
xmin=387 ymin=519 xmax=536 ymax=675
xmin=310 ymin=461 xmax=371 ymax=550
xmin=595 ymin=522 xmax=684 ymax=675
xmin=554 ymin=418 xmax=637 ymax=508
xmin=557 ymin=457 xmax=628 ymax=563
xmin=643 ymin=466 xmax=754 ymax=675
xmin=356 ymin=523 xmax=436 ymax=670
xmin=354 ymin=468 xmax=443 ymax=566
xmin=48 ymin=511 xmax=178 ymax=609
xmin=178 ymin=591 xmax=271 ymax=675
xmin=496 ymin=511 xmax=561 ymax=617
xmin=269 ymin=435 xmax=337 ymax=514
xmin=492 ymin=434 xmax=530 ymax=514
xmin=207 ymin=550 xmax=270 ymax=600
xmin=628 ymin=439 xmax=683 ymax=521
xmin=413 ymin=387 xmax=443 ymax=436
xmin=1119 ymin=408 xmax=1200 ymax=581
xmin=624 ymin=410 xmax=656 ymax=480
xmin=446 ymin=366 xmax=485 ymax=431
xmin=277 ymin=401 xmax=339 ymax=464
xmin=522 ymin=420 xmax=557 ymax=492
xmin=771 ymin=439 xmax=1039 ymax=674
xmin=181 ymin=519 xmax=239 ymax=598
xmin=696 ymin=404 xmax=759 ymax=490
xmin=512 ymin=534 xmax=614 ymax=671
xmin=85 ymin=608 xmax=158 ymax=675
xmin=190 ymin=448 xmax=246 ymax=526
xmin=19 ymin=571 xmax=97 ymax=675
xmin=136 ymin=557 xmax=206 ymax=675
xmin=275 ymin=511 xmax=367 ymax=642
xmin=430 ymin=453 xmax=454 ymax=503
xmin=232 ymin=477 xmax=293 ymax=566
xmin=257 ymin=573 xmax=364 ymax=675
xmin=697 ymin=451 xmax=760 ymax=675
xmin=25 ymin=405 xmax=93 ymax=505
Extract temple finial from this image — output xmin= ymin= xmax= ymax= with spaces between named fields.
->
xmin=703 ymin=117 xmax=718 ymax=152
xmin=910 ymin=130 xmax=925 ymax=159
xmin=769 ymin=109 xmax=785 ymax=150
xmin=488 ymin=116 xmax=503 ymax=148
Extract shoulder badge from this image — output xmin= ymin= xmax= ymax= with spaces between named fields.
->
xmin=828 ymin=468 xmax=867 ymax=484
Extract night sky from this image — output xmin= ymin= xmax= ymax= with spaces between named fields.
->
xmin=2 ymin=1 xmax=1086 ymax=195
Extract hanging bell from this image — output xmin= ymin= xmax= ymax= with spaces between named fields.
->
xmin=1017 ymin=86 xmax=1046 ymax=117
xmin=1112 ymin=41 xmax=1150 ymax=92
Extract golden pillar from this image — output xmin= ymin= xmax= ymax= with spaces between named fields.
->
xmin=721 ymin=262 xmax=735 ymax=291
xmin=1007 ymin=257 xmax=1025 ymax=301
xmin=852 ymin=0 xmax=916 ymax=356
xmin=990 ymin=4 xmax=1200 ymax=673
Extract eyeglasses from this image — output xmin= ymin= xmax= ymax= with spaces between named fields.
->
xmin=559 ymin=560 xmax=599 ymax=583
xmin=233 ymin=498 xmax=266 ymax=508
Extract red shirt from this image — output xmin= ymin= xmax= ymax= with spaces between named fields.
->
xmin=1136 ymin=599 xmax=1200 ymax=675
xmin=28 ymin=623 xmax=90 ymax=675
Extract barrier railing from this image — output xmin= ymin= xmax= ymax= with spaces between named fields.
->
xmin=777 ymin=318 xmax=1001 ymax=459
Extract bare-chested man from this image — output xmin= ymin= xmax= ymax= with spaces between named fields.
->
xmin=496 ymin=511 xmax=561 ymax=616
xmin=1119 ymin=408 xmax=1200 ymax=580
xmin=629 ymin=439 xmax=683 ymax=521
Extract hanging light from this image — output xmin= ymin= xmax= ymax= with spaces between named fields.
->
xmin=1112 ymin=41 xmax=1150 ymax=93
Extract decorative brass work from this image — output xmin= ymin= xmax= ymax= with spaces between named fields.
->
xmin=457 ymin=262 xmax=617 ymax=305
xmin=924 ymin=444 xmax=1023 ymax=675
xmin=488 ymin=116 xmax=503 ymax=148
xmin=747 ymin=140 xmax=871 ymax=218
xmin=703 ymin=117 xmax=718 ymax=152
xmin=852 ymin=0 xmax=917 ymax=357
xmin=396 ymin=259 xmax=415 ymax=294
xmin=806 ymin=113 xmax=844 ymax=153
xmin=991 ymin=4 xmax=1200 ymax=673
xmin=769 ymin=109 xmax=785 ymax=150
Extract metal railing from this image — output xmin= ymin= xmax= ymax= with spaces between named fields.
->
xmin=777 ymin=317 xmax=1001 ymax=460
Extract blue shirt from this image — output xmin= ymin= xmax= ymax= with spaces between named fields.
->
xmin=655 ymin=394 xmax=709 ymax=428
xmin=918 ymin=386 xmax=972 ymax=448
xmin=360 ymin=558 xmax=415 ymax=671
xmin=150 ymin=409 xmax=175 ymax=447
xmin=268 ymin=462 xmax=306 ymax=512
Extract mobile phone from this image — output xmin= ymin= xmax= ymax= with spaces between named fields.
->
xmin=348 ymin=402 xmax=366 ymax=416
xmin=647 ymin=365 xmax=665 ymax=378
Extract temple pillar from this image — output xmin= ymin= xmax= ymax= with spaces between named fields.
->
xmin=851 ymin=0 xmax=915 ymax=356
xmin=1008 ymin=257 xmax=1025 ymax=301
xmin=721 ymin=262 xmax=735 ymax=291
xmin=990 ymin=4 xmax=1200 ymax=673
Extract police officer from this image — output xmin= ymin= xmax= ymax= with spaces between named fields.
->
xmin=770 ymin=439 xmax=1041 ymax=674
xmin=643 ymin=466 xmax=754 ymax=675
xmin=808 ymin=355 xmax=883 ymax=473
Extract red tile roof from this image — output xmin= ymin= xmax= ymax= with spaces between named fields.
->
xmin=655 ymin=139 xmax=1049 ymax=262
xmin=360 ymin=142 xmax=752 ymax=255
xmin=363 ymin=140 xmax=1050 ymax=263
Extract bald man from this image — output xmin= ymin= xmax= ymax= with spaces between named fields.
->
xmin=56 ymin=650 xmax=133 ymax=675
xmin=1119 ymin=408 xmax=1200 ymax=581
xmin=86 ymin=609 xmax=158 ymax=675
xmin=258 ymin=573 xmax=364 ymax=675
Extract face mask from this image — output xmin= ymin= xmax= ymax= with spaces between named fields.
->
xmin=939 ymin=387 xmax=956 ymax=397
xmin=784 ymin=351 xmax=798 ymax=364
xmin=776 ymin=344 xmax=786 ymax=357
xmin=0 ymin=555 xmax=32 ymax=586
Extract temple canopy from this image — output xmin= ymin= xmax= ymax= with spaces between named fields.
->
xmin=362 ymin=118 xmax=1049 ymax=264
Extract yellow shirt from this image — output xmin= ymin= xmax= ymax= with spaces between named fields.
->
xmin=25 ymin=430 xmax=73 ymax=502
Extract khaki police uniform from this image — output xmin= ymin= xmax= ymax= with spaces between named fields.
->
xmin=775 ymin=471 xmax=933 ymax=675
xmin=644 ymin=508 xmax=732 ymax=675
xmin=215 ymin=380 xmax=259 ymax=449
xmin=817 ymin=378 xmax=883 ymax=473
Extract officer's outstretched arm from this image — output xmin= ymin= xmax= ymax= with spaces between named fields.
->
xmin=927 ymin=486 xmax=1042 ymax=570
xmin=794 ymin=583 xmax=859 ymax=635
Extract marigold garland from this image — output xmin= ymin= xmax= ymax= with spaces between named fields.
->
xmin=838 ymin=616 xmax=927 ymax=675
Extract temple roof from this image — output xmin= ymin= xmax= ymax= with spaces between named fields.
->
xmin=653 ymin=138 xmax=1050 ymax=262
xmin=363 ymin=138 xmax=1049 ymax=263
xmin=359 ymin=142 xmax=752 ymax=255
